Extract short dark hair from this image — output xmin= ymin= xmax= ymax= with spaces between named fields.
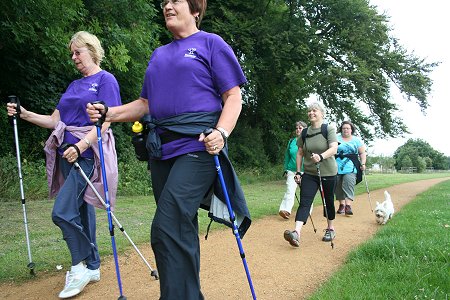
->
xmin=338 ymin=120 xmax=356 ymax=134
xmin=187 ymin=0 xmax=207 ymax=27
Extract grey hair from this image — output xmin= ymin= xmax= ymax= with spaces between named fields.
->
xmin=296 ymin=120 xmax=307 ymax=128
xmin=307 ymin=102 xmax=326 ymax=116
xmin=68 ymin=31 xmax=104 ymax=66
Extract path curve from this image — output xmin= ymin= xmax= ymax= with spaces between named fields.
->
xmin=3 ymin=177 xmax=448 ymax=299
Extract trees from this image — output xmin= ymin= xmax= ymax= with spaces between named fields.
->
xmin=201 ymin=0 xmax=437 ymax=166
xmin=0 ymin=0 xmax=160 ymax=160
xmin=0 ymin=0 xmax=438 ymax=169
xmin=393 ymin=139 xmax=448 ymax=171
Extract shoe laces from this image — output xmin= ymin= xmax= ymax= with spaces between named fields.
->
xmin=64 ymin=271 xmax=72 ymax=287
xmin=324 ymin=228 xmax=334 ymax=235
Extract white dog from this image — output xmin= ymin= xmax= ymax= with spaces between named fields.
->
xmin=375 ymin=190 xmax=394 ymax=225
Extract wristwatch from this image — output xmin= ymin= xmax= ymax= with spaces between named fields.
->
xmin=216 ymin=127 xmax=229 ymax=140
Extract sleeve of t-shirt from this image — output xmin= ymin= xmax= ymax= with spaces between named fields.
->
xmin=211 ymin=40 xmax=247 ymax=95
xmin=356 ymin=137 xmax=363 ymax=148
xmin=98 ymin=72 xmax=122 ymax=107
xmin=140 ymin=53 xmax=155 ymax=100
xmin=327 ymin=125 xmax=338 ymax=145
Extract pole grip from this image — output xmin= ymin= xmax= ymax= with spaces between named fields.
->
xmin=91 ymin=100 xmax=108 ymax=127
xmin=8 ymin=95 xmax=21 ymax=115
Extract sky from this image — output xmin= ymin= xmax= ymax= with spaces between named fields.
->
xmin=366 ymin=0 xmax=450 ymax=156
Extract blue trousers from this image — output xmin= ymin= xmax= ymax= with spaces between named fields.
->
xmin=149 ymin=152 xmax=216 ymax=300
xmin=52 ymin=156 xmax=100 ymax=270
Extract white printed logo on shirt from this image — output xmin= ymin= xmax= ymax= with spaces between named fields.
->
xmin=88 ymin=83 xmax=98 ymax=92
xmin=184 ymin=48 xmax=197 ymax=58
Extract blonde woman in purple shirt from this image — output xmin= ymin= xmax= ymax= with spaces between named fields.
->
xmin=7 ymin=31 xmax=121 ymax=298
xmin=87 ymin=0 xmax=247 ymax=298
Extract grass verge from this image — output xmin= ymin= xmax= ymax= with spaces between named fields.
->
xmin=307 ymin=179 xmax=450 ymax=300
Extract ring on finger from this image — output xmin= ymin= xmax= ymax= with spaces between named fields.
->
xmin=213 ymin=145 xmax=218 ymax=150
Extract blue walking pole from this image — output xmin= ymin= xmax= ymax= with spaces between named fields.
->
xmin=204 ymin=129 xmax=256 ymax=300
xmin=92 ymin=101 xmax=126 ymax=300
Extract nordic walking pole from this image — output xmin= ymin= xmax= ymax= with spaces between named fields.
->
xmin=294 ymin=187 xmax=316 ymax=233
xmin=315 ymin=163 xmax=334 ymax=249
xmin=62 ymin=144 xmax=159 ymax=280
xmin=91 ymin=101 xmax=126 ymax=300
xmin=8 ymin=95 xmax=35 ymax=275
xmin=363 ymin=171 xmax=373 ymax=212
xmin=204 ymin=129 xmax=257 ymax=300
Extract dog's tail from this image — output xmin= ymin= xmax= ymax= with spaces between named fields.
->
xmin=384 ymin=190 xmax=391 ymax=201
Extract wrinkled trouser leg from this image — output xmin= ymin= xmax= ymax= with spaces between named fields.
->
xmin=150 ymin=152 xmax=216 ymax=300
xmin=52 ymin=156 xmax=100 ymax=269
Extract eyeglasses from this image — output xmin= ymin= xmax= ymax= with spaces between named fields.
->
xmin=70 ymin=49 xmax=88 ymax=57
xmin=160 ymin=0 xmax=184 ymax=9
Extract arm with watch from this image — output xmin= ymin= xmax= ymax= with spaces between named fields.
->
xmin=358 ymin=143 xmax=367 ymax=171
xmin=294 ymin=146 xmax=304 ymax=184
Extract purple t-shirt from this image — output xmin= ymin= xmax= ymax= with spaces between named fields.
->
xmin=140 ymin=30 xmax=247 ymax=160
xmin=56 ymin=70 xmax=122 ymax=157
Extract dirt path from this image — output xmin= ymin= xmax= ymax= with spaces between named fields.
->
xmin=3 ymin=177 xmax=449 ymax=299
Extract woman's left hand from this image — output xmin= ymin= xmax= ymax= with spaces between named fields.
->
xmin=63 ymin=146 xmax=79 ymax=163
xmin=199 ymin=130 xmax=224 ymax=155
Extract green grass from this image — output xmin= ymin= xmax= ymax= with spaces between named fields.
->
xmin=0 ymin=172 xmax=449 ymax=285
xmin=308 ymin=179 xmax=450 ymax=300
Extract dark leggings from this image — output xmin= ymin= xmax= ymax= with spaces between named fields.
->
xmin=295 ymin=173 xmax=336 ymax=224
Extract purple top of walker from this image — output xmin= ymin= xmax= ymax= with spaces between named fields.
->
xmin=140 ymin=30 xmax=247 ymax=160
xmin=57 ymin=70 xmax=122 ymax=157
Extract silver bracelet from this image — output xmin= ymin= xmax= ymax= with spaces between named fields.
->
xmin=82 ymin=137 xmax=91 ymax=148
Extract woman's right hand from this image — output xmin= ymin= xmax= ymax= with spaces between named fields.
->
xmin=86 ymin=102 xmax=106 ymax=123
xmin=6 ymin=103 xmax=27 ymax=117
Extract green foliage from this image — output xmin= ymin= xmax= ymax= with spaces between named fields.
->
xmin=0 ymin=155 xmax=47 ymax=201
xmin=393 ymin=138 xmax=448 ymax=171
xmin=0 ymin=0 xmax=438 ymax=171
xmin=202 ymin=0 xmax=436 ymax=164
xmin=0 ymin=0 xmax=160 ymax=161
xmin=366 ymin=154 xmax=395 ymax=170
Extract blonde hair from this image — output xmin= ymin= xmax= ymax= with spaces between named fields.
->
xmin=68 ymin=31 xmax=104 ymax=65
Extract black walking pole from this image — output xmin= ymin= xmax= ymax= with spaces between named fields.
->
xmin=204 ymin=129 xmax=256 ymax=300
xmin=315 ymin=163 xmax=334 ymax=249
xmin=294 ymin=187 xmax=316 ymax=233
xmin=363 ymin=171 xmax=374 ymax=212
xmin=61 ymin=144 xmax=159 ymax=280
xmin=91 ymin=101 xmax=126 ymax=300
xmin=8 ymin=95 xmax=35 ymax=275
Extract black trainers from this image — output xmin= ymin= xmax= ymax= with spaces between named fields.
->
xmin=284 ymin=230 xmax=300 ymax=247
xmin=345 ymin=205 xmax=353 ymax=216
xmin=322 ymin=228 xmax=336 ymax=242
xmin=337 ymin=204 xmax=345 ymax=214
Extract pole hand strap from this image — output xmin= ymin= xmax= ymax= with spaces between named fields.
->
xmin=90 ymin=101 xmax=109 ymax=127
xmin=61 ymin=143 xmax=81 ymax=161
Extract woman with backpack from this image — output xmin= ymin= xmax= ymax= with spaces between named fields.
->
xmin=283 ymin=102 xmax=338 ymax=247
xmin=335 ymin=120 xmax=366 ymax=215
xmin=278 ymin=120 xmax=307 ymax=219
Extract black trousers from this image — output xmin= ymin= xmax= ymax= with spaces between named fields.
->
xmin=295 ymin=173 xmax=336 ymax=224
xmin=149 ymin=152 xmax=216 ymax=300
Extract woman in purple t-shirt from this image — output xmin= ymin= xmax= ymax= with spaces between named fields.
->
xmin=7 ymin=31 xmax=121 ymax=298
xmin=87 ymin=1 xmax=247 ymax=298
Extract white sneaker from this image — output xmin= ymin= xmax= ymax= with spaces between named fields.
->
xmin=58 ymin=267 xmax=90 ymax=298
xmin=88 ymin=268 xmax=100 ymax=282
